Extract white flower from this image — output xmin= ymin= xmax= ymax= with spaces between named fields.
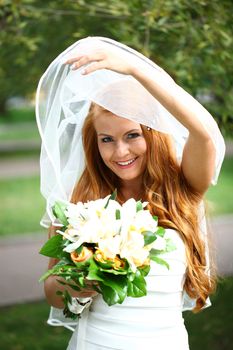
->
xmin=83 ymin=198 xmax=107 ymax=219
xmin=121 ymin=198 xmax=137 ymax=220
xmin=119 ymin=230 xmax=149 ymax=272
xmin=133 ymin=209 xmax=158 ymax=233
xmin=64 ymin=218 xmax=101 ymax=252
xmin=60 ymin=196 xmax=161 ymax=264
xmin=65 ymin=202 xmax=87 ymax=228
xmin=61 ymin=228 xmax=80 ymax=242
xmin=98 ymin=235 xmax=122 ymax=259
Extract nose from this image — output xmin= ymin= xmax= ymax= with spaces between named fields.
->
xmin=114 ymin=140 xmax=130 ymax=159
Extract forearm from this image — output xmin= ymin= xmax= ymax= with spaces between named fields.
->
xmin=131 ymin=65 xmax=218 ymax=192
xmin=131 ymin=66 xmax=214 ymax=141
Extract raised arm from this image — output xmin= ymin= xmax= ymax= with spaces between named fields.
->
xmin=66 ymin=48 xmax=219 ymax=194
xmin=131 ymin=68 xmax=216 ymax=194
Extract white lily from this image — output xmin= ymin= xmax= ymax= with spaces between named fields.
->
xmin=98 ymin=235 xmax=122 ymax=259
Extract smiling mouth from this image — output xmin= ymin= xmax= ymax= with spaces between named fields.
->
xmin=116 ymin=158 xmax=137 ymax=166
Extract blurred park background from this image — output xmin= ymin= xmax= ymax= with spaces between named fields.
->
xmin=0 ymin=1 xmax=232 ymax=349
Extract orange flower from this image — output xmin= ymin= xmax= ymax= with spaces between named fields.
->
xmin=112 ymin=256 xmax=125 ymax=270
xmin=94 ymin=249 xmax=125 ymax=270
xmin=70 ymin=246 xmax=93 ymax=263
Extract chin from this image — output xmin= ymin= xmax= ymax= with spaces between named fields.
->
xmin=116 ymin=172 xmax=143 ymax=182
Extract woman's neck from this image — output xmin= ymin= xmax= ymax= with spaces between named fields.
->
xmin=119 ymin=178 xmax=143 ymax=201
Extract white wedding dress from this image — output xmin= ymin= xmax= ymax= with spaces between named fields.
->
xmin=66 ymin=229 xmax=189 ymax=350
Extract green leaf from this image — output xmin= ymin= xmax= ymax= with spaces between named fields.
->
xmin=149 ymin=248 xmax=164 ymax=255
xmin=138 ymin=264 xmax=150 ymax=277
xmin=62 ymin=239 xmax=72 ymax=248
xmin=99 ymin=267 xmax=128 ymax=275
xmin=39 ymin=268 xmax=56 ymax=282
xmin=104 ymin=190 xmax=117 ymax=208
xmin=39 ymin=234 xmax=64 ymax=258
xmin=52 ymin=202 xmax=68 ymax=226
xmin=73 ymin=256 xmax=92 ymax=269
xmin=153 ymin=215 xmax=158 ymax=222
xmin=77 ymin=275 xmax=85 ymax=287
xmin=165 ymin=238 xmax=176 ymax=253
xmin=155 ymin=227 xmax=165 ymax=237
xmin=94 ymin=258 xmax=114 ymax=269
xmin=56 ymin=290 xmax=63 ymax=296
xmin=75 ymin=245 xmax=83 ymax=254
xmin=150 ymin=255 xmax=170 ymax=270
xmin=115 ymin=209 xmax=121 ymax=220
xmin=94 ymin=257 xmax=129 ymax=274
xmin=64 ymin=289 xmax=72 ymax=304
xmin=143 ymin=231 xmax=157 ymax=246
xmin=39 ymin=261 xmax=84 ymax=283
xmin=98 ymin=283 xmax=123 ymax=306
xmin=86 ymin=259 xmax=104 ymax=282
xmin=87 ymin=259 xmax=127 ymax=305
xmin=136 ymin=200 xmax=143 ymax=212
xmin=56 ymin=279 xmax=81 ymax=291
xmin=100 ymin=273 xmax=128 ymax=304
xmin=127 ymin=269 xmax=147 ymax=297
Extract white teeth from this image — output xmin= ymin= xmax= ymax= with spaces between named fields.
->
xmin=117 ymin=158 xmax=136 ymax=166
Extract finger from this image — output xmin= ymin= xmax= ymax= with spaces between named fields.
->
xmin=67 ymin=52 xmax=105 ymax=69
xmin=65 ymin=55 xmax=84 ymax=65
xmin=78 ymin=291 xmax=98 ymax=298
xmin=82 ymin=61 xmax=106 ymax=75
xmin=71 ymin=56 xmax=92 ymax=70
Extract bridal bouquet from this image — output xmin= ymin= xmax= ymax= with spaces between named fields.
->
xmin=39 ymin=192 xmax=175 ymax=319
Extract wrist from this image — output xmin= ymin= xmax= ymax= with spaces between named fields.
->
xmin=68 ymin=296 xmax=93 ymax=315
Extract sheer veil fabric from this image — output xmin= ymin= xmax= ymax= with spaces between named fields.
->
xmin=35 ymin=37 xmax=225 ymax=329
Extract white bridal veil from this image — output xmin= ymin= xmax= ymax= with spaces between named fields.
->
xmin=35 ymin=36 xmax=225 ymax=325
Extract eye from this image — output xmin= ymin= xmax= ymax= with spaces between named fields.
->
xmin=127 ymin=132 xmax=141 ymax=139
xmin=101 ymin=136 xmax=113 ymax=143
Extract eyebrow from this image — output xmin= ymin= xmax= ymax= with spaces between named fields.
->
xmin=97 ymin=129 xmax=141 ymax=137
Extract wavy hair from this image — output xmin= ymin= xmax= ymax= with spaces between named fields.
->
xmin=71 ymin=103 xmax=216 ymax=312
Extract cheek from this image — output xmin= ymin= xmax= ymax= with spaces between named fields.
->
xmin=137 ymin=139 xmax=147 ymax=155
xmin=98 ymin=142 xmax=111 ymax=164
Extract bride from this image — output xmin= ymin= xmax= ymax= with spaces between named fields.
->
xmin=36 ymin=37 xmax=225 ymax=349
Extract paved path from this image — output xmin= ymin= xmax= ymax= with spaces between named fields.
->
xmin=0 ymin=156 xmax=40 ymax=178
xmin=0 ymin=232 xmax=48 ymax=306
xmin=0 ymin=215 xmax=232 ymax=307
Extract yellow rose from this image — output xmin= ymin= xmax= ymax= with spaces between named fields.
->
xmin=112 ymin=256 xmax=125 ymax=270
xmin=70 ymin=246 xmax=93 ymax=263
xmin=94 ymin=250 xmax=125 ymax=270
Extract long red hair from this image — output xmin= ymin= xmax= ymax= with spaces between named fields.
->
xmin=71 ymin=103 xmax=216 ymax=312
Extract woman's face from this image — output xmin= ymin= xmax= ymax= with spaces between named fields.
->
xmin=94 ymin=112 xmax=147 ymax=185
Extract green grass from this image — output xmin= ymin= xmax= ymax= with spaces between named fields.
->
xmin=0 ymin=108 xmax=40 ymax=141
xmin=206 ymin=156 xmax=233 ymax=216
xmin=0 ymin=176 xmax=45 ymax=236
xmin=184 ymin=277 xmax=233 ymax=350
xmin=0 ymin=123 xmax=40 ymax=141
xmin=0 ymin=150 xmax=40 ymax=159
xmin=0 ymin=300 xmax=70 ymax=350
xmin=0 ymin=277 xmax=232 ymax=350
xmin=0 ymin=108 xmax=35 ymax=124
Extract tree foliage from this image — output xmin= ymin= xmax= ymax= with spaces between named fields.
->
xmin=0 ymin=0 xmax=232 ymax=132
